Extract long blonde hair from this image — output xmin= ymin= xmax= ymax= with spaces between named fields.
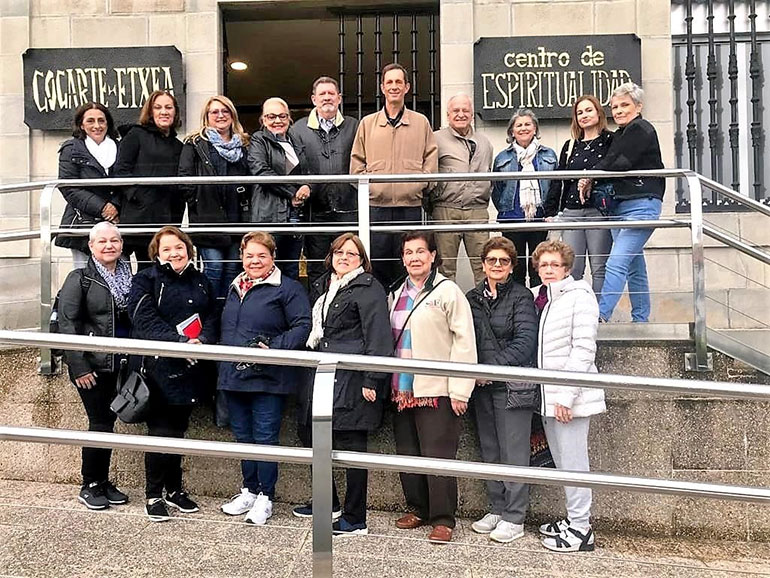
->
xmin=188 ymin=95 xmax=249 ymax=146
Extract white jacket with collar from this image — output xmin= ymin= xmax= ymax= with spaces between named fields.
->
xmin=532 ymin=276 xmax=606 ymax=418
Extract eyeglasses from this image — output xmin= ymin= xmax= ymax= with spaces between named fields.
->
xmin=264 ymin=113 xmax=289 ymax=121
xmin=208 ymin=108 xmax=231 ymax=117
xmin=538 ymin=262 xmax=566 ymax=270
xmin=333 ymin=250 xmax=360 ymax=259
xmin=484 ymin=256 xmax=511 ymax=266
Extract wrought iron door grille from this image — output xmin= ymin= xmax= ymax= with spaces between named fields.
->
xmin=333 ymin=7 xmax=440 ymax=129
xmin=673 ymin=0 xmax=769 ymax=212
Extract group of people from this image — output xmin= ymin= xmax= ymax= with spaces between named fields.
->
xmin=60 ymin=221 xmax=604 ymax=553
xmin=56 ymin=63 xmax=664 ymax=323
xmin=54 ymin=62 xmax=666 ymax=550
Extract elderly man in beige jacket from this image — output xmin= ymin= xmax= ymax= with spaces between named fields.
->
xmin=427 ymin=94 xmax=493 ymax=284
xmin=350 ymin=63 xmax=438 ymax=290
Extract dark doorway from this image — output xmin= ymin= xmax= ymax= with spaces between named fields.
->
xmin=222 ymin=1 xmax=440 ymax=133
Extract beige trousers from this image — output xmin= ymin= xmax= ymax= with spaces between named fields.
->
xmin=431 ymin=205 xmax=489 ymax=284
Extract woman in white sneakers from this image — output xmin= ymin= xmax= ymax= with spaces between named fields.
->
xmin=531 ymin=239 xmax=605 ymax=552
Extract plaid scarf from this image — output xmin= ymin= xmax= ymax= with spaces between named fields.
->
xmin=390 ymin=279 xmax=439 ymax=412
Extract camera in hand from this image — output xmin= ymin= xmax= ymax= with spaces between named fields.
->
xmin=235 ymin=335 xmax=271 ymax=371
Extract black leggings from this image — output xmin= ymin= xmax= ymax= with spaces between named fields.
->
xmin=76 ymin=372 xmax=118 ymax=486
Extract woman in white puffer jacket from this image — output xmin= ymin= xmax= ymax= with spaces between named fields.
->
xmin=530 ymin=239 xmax=605 ymax=554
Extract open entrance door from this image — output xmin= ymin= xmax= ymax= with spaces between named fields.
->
xmin=222 ymin=1 xmax=441 ymax=133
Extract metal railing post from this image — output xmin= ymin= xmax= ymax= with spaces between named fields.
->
xmin=357 ymin=178 xmax=370 ymax=255
xmin=311 ymin=362 xmax=337 ymax=578
xmin=685 ymin=172 xmax=713 ymax=371
xmin=39 ymin=184 xmax=57 ymax=375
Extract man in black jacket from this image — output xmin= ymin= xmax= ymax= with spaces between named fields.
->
xmin=290 ymin=77 xmax=359 ymax=285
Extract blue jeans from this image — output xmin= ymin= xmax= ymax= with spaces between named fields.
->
xmin=225 ymin=390 xmax=286 ymax=499
xmin=199 ymin=245 xmax=241 ymax=300
xmin=599 ymin=198 xmax=662 ymax=322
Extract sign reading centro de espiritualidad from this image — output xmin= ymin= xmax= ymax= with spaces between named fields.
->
xmin=474 ymin=35 xmax=642 ymax=121
xmin=22 ymin=46 xmax=184 ymax=130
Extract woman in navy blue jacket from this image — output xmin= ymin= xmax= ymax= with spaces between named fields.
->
xmin=127 ymin=226 xmax=219 ymax=522
xmin=218 ymin=231 xmax=311 ymax=526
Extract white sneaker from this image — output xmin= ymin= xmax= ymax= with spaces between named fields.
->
xmin=538 ymin=518 xmax=570 ymax=537
xmin=244 ymin=493 xmax=273 ymax=525
xmin=541 ymin=526 xmax=595 ymax=553
xmin=489 ymin=520 xmax=525 ymax=543
xmin=221 ymin=488 xmax=258 ymax=516
xmin=471 ymin=513 xmax=502 ymax=534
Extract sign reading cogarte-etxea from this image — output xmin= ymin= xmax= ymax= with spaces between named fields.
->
xmin=474 ymin=35 xmax=641 ymax=120
xmin=23 ymin=46 xmax=184 ymax=130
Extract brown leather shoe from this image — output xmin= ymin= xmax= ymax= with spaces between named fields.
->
xmin=428 ymin=525 xmax=453 ymax=543
xmin=395 ymin=513 xmax=426 ymax=529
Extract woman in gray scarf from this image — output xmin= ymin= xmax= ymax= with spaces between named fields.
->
xmin=57 ymin=222 xmax=132 ymax=510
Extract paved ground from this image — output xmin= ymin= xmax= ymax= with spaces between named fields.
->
xmin=1 ymin=480 xmax=769 ymax=578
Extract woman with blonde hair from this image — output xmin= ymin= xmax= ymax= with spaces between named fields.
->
xmin=544 ymin=95 xmax=614 ymax=294
xmin=247 ymin=97 xmax=310 ymax=279
xmin=179 ymin=95 xmax=250 ymax=298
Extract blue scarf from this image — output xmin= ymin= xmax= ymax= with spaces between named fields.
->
xmin=205 ymin=128 xmax=243 ymax=163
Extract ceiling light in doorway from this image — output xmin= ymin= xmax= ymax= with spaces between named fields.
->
xmin=230 ymin=61 xmax=248 ymax=71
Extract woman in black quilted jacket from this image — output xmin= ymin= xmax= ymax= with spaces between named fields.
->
xmin=466 ymin=236 xmax=538 ymax=544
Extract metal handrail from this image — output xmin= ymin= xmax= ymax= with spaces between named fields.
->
xmin=1 ymin=426 xmax=769 ymax=504
xmin=1 ymin=330 xmax=770 ymax=577
xmin=703 ymin=223 xmax=770 ymax=265
xmin=0 ymin=168 xmax=694 ymax=193
xmin=0 ymin=168 xmax=714 ymax=373
xmin=0 ymin=332 xmax=766 ymax=401
xmin=48 ymin=219 xmax=689 ymax=237
xmin=699 ymin=175 xmax=770 ymax=217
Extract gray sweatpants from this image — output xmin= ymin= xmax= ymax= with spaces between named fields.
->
xmin=542 ymin=415 xmax=593 ymax=528
xmin=561 ymin=207 xmax=613 ymax=294
xmin=473 ymin=385 xmax=532 ymax=524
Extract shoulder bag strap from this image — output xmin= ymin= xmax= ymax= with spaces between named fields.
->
xmin=392 ymin=279 xmax=448 ymax=349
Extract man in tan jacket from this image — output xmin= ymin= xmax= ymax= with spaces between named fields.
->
xmin=350 ymin=63 xmax=438 ymax=289
xmin=428 ymin=94 xmax=493 ymax=284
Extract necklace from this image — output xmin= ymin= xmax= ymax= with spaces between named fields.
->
xmin=581 ymin=136 xmax=600 ymax=150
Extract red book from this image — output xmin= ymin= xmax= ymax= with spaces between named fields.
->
xmin=176 ymin=313 xmax=202 ymax=339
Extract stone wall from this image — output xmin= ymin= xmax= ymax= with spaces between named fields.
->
xmin=1 ymin=344 xmax=769 ymax=540
xmin=0 ymin=0 xmax=222 ymax=328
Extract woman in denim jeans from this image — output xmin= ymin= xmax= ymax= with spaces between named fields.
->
xmin=579 ymin=83 xmax=665 ymax=322
xmin=492 ymin=108 xmax=558 ymax=287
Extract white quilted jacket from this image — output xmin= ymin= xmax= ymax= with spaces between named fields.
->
xmin=532 ymin=276 xmax=606 ymax=418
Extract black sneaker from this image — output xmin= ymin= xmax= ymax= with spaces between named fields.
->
xmin=164 ymin=491 xmax=199 ymax=513
xmin=333 ymin=518 xmax=369 ymax=536
xmin=101 ymin=481 xmax=128 ymax=505
xmin=292 ymin=502 xmax=342 ymax=520
xmin=78 ymin=482 xmax=109 ymax=510
xmin=146 ymin=498 xmax=170 ymax=522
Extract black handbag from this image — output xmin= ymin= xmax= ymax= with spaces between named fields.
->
xmin=591 ymin=181 xmax=616 ymax=216
xmin=110 ymin=359 xmax=150 ymax=424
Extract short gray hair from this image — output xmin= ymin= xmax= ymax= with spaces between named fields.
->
xmin=88 ymin=221 xmax=121 ymax=243
xmin=612 ymin=82 xmax=644 ymax=106
xmin=506 ymin=107 xmax=540 ymax=143
xmin=446 ymin=93 xmax=473 ymax=111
